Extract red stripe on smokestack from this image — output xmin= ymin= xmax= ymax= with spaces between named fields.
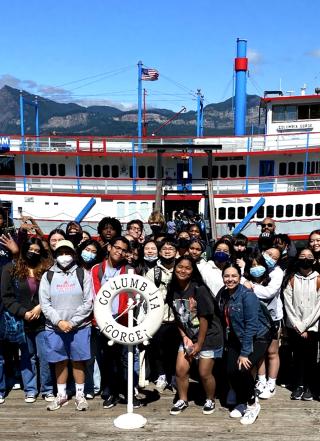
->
xmin=235 ymin=57 xmax=248 ymax=71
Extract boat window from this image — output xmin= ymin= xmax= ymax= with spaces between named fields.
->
xmin=238 ymin=164 xmax=247 ymax=177
xmin=94 ymin=165 xmax=101 ymax=178
xmin=237 ymin=207 xmax=245 ymax=219
xmin=286 ymin=106 xmax=297 ymax=121
xmin=129 ymin=166 xmax=134 ymax=178
xmin=49 ymin=164 xmax=57 ymax=176
xmin=272 ymin=106 xmax=285 ymax=122
xmin=305 ymin=204 xmax=313 ymax=216
xmin=220 ymin=165 xmax=228 ymax=178
xmin=116 ymin=202 xmax=125 ymax=218
xmin=308 ymin=161 xmax=316 ymax=174
xmin=212 ymin=166 xmax=219 ymax=178
xmin=256 ymin=206 xmax=264 ymax=218
xmin=102 ymin=165 xmax=110 ymax=178
xmin=310 ymin=104 xmax=320 ymax=119
xmin=276 ymin=205 xmax=284 ymax=218
xmin=128 ymin=202 xmax=136 ymax=217
xmin=288 ymin=162 xmax=295 ymax=175
xmin=295 ymin=204 xmax=303 ymax=217
xmin=25 ymin=163 xmax=31 ymax=176
xmin=316 ymin=162 xmax=320 ymax=173
xmin=279 ymin=163 xmax=287 ymax=175
xmin=138 ymin=166 xmax=146 ymax=178
xmin=78 ymin=164 xmax=83 ymax=177
xmin=272 ymin=105 xmax=297 ymax=121
xmin=228 ymin=207 xmax=236 ymax=220
xmin=230 ymin=165 xmax=237 ymax=178
xmin=112 ymin=165 xmax=119 ymax=178
xmin=41 ymin=164 xmax=48 ymax=176
xmin=58 ymin=164 xmax=65 ymax=176
xmin=32 ymin=164 xmax=39 ymax=175
xmin=285 ymin=205 xmax=294 ymax=217
xmin=315 ymin=203 xmax=320 ymax=216
xmin=247 ymin=206 xmax=253 ymax=215
xmin=147 ymin=166 xmax=155 ymax=178
xmin=296 ymin=162 xmax=304 ymax=174
xmin=85 ymin=164 xmax=92 ymax=177
xmin=202 ymin=166 xmax=208 ymax=178
xmin=266 ymin=206 xmax=274 ymax=218
xmin=218 ymin=207 xmax=226 ymax=220
xmin=298 ymin=105 xmax=309 ymax=120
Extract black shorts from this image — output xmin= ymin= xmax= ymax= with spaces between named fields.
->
xmin=270 ymin=320 xmax=281 ymax=341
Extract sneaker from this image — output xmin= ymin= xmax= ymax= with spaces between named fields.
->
xmin=290 ymin=386 xmax=304 ymax=400
xmin=25 ymin=395 xmax=36 ymax=403
xmin=255 ymin=380 xmax=266 ymax=396
xmin=42 ymin=393 xmax=55 ymax=402
xmin=12 ymin=383 xmax=21 ymax=390
xmin=0 ymin=395 xmax=5 ymax=404
xmin=75 ymin=394 xmax=88 ymax=411
xmin=226 ymin=388 xmax=237 ymax=406
xmin=240 ymin=403 xmax=261 ymax=425
xmin=259 ymin=384 xmax=276 ymax=399
xmin=229 ymin=403 xmax=247 ymax=418
xmin=302 ymin=388 xmax=313 ymax=401
xmin=202 ymin=399 xmax=215 ymax=415
xmin=133 ymin=396 xmax=142 ymax=409
xmin=47 ymin=394 xmax=68 ymax=411
xmin=103 ymin=395 xmax=118 ymax=409
xmin=85 ymin=393 xmax=94 ymax=400
xmin=155 ymin=376 xmax=168 ymax=394
xmin=170 ymin=399 xmax=188 ymax=415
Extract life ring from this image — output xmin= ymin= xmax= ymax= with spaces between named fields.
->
xmin=94 ymin=273 xmax=164 ymax=345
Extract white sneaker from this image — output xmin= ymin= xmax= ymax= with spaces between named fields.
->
xmin=25 ymin=395 xmax=36 ymax=403
xmin=226 ymin=388 xmax=237 ymax=406
xmin=259 ymin=384 xmax=276 ymax=399
xmin=229 ymin=403 xmax=247 ymax=418
xmin=155 ymin=376 xmax=168 ymax=394
xmin=0 ymin=396 xmax=5 ymax=404
xmin=255 ymin=380 xmax=266 ymax=396
xmin=12 ymin=383 xmax=21 ymax=390
xmin=240 ymin=403 xmax=261 ymax=425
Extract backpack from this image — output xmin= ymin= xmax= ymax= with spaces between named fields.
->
xmin=47 ymin=267 xmax=84 ymax=290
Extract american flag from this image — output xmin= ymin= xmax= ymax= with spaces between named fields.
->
xmin=141 ymin=67 xmax=159 ymax=81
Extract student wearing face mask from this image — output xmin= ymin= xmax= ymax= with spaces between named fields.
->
xmin=39 ymin=240 xmax=93 ymax=412
xmin=283 ymin=248 xmax=320 ymax=401
xmin=1 ymin=238 xmax=54 ymax=403
xmin=243 ymin=247 xmax=284 ymax=400
xmin=136 ymin=239 xmax=158 ymax=276
xmin=176 ymin=230 xmax=191 ymax=258
xmin=145 ymin=239 xmax=180 ymax=393
xmin=65 ymin=221 xmax=83 ymax=249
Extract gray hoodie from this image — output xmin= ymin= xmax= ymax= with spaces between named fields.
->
xmin=39 ymin=264 xmax=93 ymax=330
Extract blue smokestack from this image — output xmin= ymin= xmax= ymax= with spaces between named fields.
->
xmin=234 ymin=38 xmax=248 ymax=136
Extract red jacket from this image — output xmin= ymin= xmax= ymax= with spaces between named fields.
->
xmin=91 ymin=260 xmax=134 ymax=326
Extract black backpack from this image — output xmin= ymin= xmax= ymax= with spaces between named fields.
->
xmin=46 ymin=267 xmax=84 ymax=290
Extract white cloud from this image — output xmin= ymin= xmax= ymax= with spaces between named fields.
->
xmin=247 ymin=49 xmax=264 ymax=66
xmin=306 ymin=49 xmax=320 ymax=58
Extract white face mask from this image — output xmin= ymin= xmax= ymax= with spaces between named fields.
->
xmin=57 ymin=254 xmax=73 ymax=268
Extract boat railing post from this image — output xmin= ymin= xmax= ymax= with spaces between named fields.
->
xmin=303 ymin=132 xmax=310 ymax=191
xmin=132 ymin=139 xmax=137 ymax=194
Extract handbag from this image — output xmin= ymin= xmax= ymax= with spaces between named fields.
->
xmin=0 ymin=309 xmax=26 ymax=344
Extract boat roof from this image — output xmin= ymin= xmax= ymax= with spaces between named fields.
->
xmin=261 ymin=94 xmax=320 ymax=105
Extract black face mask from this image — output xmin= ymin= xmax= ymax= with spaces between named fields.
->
xmin=150 ymin=225 xmax=162 ymax=235
xmin=66 ymin=232 xmax=82 ymax=247
xmin=160 ymin=256 xmax=175 ymax=266
xmin=26 ymin=251 xmax=41 ymax=266
xmin=235 ymin=250 xmax=246 ymax=259
xmin=298 ymin=259 xmax=314 ymax=270
xmin=178 ymin=238 xmax=190 ymax=249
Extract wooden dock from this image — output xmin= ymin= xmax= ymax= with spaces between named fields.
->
xmin=0 ymin=386 xmax=319 ymax=441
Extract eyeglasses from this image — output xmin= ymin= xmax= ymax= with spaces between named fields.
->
xmin=112 ymin=245 xmax=128 ymax=254
xmin=261 ymin=223 xmax=274 ymax=228
xmin=161 ymin=247 xmax=176 ymax=252
xmin=129 ymin=226 xmax=142 ymax=231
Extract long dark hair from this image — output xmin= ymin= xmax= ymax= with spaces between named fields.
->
xmin=244 ymin=250 xmax=270 ymax=286
xmin=77 ymin=239 xmax=104 ymax=270
xmin=282 ymin=248 xmax=317 ymax=288
xmin=12 ymin=237 xmax=47 ymax=281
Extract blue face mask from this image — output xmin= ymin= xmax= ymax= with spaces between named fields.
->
xmin=214 ymin=251 xmax=230 ymax=263
xmin=263 ymin=253 xmax=276 ymax=269
xmin=81 ymin=250 xmax=96 ymax=263
xmin=250 ymin=265 xmax=266 ymax=278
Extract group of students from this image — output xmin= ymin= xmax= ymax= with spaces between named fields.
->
xmin=0 ymin=207 xmax=320 ymax=426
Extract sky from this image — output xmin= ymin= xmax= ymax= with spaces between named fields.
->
xmin=1 ymin=0 xmax=320 ymax=112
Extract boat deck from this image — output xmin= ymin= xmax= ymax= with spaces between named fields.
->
xmin=1 ymin=386 xmax=319 ymax=441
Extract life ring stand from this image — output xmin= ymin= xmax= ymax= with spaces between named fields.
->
xmin=94 ymin=273 xmax=164 ymax=346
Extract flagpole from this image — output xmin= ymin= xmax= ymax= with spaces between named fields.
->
xmin=137 ymin=61 xmax=143 ymax=152
xmin=196 ymin=89 xmax=201 ymax=137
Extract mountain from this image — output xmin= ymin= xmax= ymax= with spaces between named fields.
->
xmin=0 ymin=85 xmax=262 ymax=136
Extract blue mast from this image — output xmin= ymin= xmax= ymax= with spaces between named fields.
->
xmin=196 ymin=89 xmax=204 ymax=137
xmin=234 ymin=38 xmax=248 ymax=136
xmin=137 ymin=61 xmax=143 ymax=152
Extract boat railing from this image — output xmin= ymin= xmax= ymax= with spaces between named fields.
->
xmin=4 ymin=131 xmax=320 ymax=154
xmin=1 ymin=174 xmax=320 ymax=195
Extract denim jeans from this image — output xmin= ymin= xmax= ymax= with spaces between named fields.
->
xmin=0 ymin=344 xmax=6 ymax=396
xmin=20 ymin=330 xmax=54 ymax=396
xmin=85 ymin=327 xmax=101 ymax=395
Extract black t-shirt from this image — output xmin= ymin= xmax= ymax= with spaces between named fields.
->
xmin=171 ymin=281 xmax=223 ymax=351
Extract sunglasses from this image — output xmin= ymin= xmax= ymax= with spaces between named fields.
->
xmin=261 ymin=223 xmax=274 ymax=228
